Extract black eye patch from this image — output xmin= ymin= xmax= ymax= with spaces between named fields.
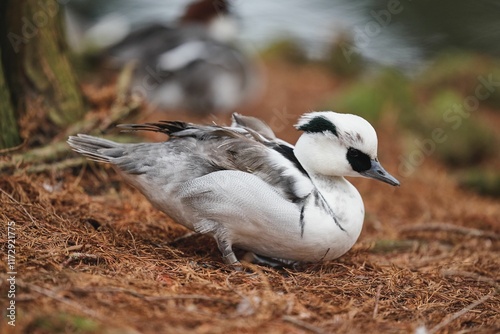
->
xmin=298 ymin=116 xmax=338 ymax=137
xmin=346 ymin=147 xmax=371 ymax=172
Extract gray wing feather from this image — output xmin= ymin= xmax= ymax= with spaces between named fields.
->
xmin=70 ymin=119 xmax=312 ymax=200
xmin=231 ymin=113 xmax=277 ymax=140
xmin=67 ymin=134 xmax=124 ymax=163
xmin=118 ymin=120 xmax=308 ymax=200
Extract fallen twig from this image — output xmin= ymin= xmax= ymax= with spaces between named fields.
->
xmin=20 ymin=157 xmax=87 ymax=174
xmin=37 ymin=245 xmax=85 ymax=260
xmin=282 ymin=315 xmax=326 ymax=334
xmin=62 ymin=252 xmax=101 ymax=267
xmin=0 ymin=134 xmax=138 ymax=173
xmin=169 ymin=231 xmax=198 ymax=244
xmin=55 ymin=61 xmax=140 ymax=141
xmin=127 ymin=229 xmax=139 ymax=256
xmin=16 ymin=281 xmax=140 ymax=333
xmin=97 ymin=63 xmax=142 ymax=132
xmin=0 ymin=141 xmax=69 ymax=170
xmin=0 ymin=138 xmax=27 ymax=154
xmin=400 ymin=223 xmax=499 ymax=240
xmin=428 ymin=294 xmax=493 ymax=334
xmin=1 ymin=65 xmax=141 ymax=174
xmin=441 ymin=270 xmax=499 ymax=292
xmin=373 ymin=285 xmax=383 ymax=319
xmin=367 ymin=239 xmax=417 ymax=254
xmin=0 ymin=187 xmax=37 ymax=224
xmin=70 ymin=286 xmax=231 ymax=304
xmin=18 ymin=281 xmax=107 ymax=323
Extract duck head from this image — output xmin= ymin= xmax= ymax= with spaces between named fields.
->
xmin=294 ymin=111 xmax=400 ymax=186
xmin=180 ymin=0 xmax=237 ymax=42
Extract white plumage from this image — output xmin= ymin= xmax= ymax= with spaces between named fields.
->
xmin=68 ymin=111 xmax=399 ymax=267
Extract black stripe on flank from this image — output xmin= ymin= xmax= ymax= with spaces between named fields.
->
xmin=319 ymin=248 xmax=331 ymax=262
xmin=300 ymin=205 xmax=305 ymax=238
xmin=273 ymin=144 xmax=308 ymax=176
xmin=315 ymin=190 xmax=345 ymax=232
xmin=298 ymin=116 xmax=338 ymax=137
xmin=301 ymin=191 xmax=346 ymax=238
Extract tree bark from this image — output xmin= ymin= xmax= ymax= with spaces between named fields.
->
xmin=0 ymin=0 xmax=85 ymax=149
xmin=0 ymin=48 xmax=21 ymax=149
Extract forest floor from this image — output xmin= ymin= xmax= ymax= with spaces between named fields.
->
xmin=1 ymin=59 xmax=499 ymax=334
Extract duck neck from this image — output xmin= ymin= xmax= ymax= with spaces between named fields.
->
xmin=306 ymin=171 xmax=350 ymax=194
xmin=306 ymin=171 xmax=364 ymax=232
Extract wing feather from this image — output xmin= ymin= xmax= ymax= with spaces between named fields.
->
xmin=116 ymin=118 xmax=313 ymax=201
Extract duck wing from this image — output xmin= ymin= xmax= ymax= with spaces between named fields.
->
xmin=105 ymin=23 xmax=182 ymax=66
xmin=231 ymin=113 xmax=277 ymax=140
xmin=118 ymin=120 xmax=313 ymax=202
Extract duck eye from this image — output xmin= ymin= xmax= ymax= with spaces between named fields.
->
xmin=348 ymin=148 xmax=360 ymax=157
xmin=346 ymin=148 xmax=371 ymax=172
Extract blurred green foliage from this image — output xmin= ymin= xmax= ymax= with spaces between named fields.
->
xmin=430 ymin=92 xmax=495 ymax=166
xmin=326 ymin=68 xmax=413 ymax=124
xmin=416 ymin=51 xmax=500 ymax=109
xmin=324 ymin=34 xmax=365 ymax=78
xmin=458 ymin=169 xmax=500 ymax=198
xmin=260 ymin=38 xmax=308 ymax=64
xmin=407 ymin=90 xmax=496 ymax=166
xmin=320 ymin=49 xmax=499 ymax=196
xmin=26 ymin=313 xmax=99 ymax=334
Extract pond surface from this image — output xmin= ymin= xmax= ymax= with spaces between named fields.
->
xmin=66 ymin=0 xmax=500 ymax=71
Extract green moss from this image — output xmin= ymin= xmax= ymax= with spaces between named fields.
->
xmin=458 ymin=169 xmax=500 ymax=197
xmin=411 ymin=90 xmax=497 ymax=167
xmin=22 ymin=0 xmax=85 ymax=127
xmin=416 ymin=51 xmax=500 ymax=110
xmin=368 ymin=239 xmax=416 ymax=254
xmin=27 ymin=313 xmax=99 ymax=334
xmin=405 ymin=90 xmax=461 ymax=133
xmin=326 ymin=68 xmax=413 ymax=124
xmin=435 ymin=119 xmax=495 ymax=166
xmin=324 ymin=34 xmax=365 ymax=78
xmin=330 ymin=82 xmax=385 ymax=123
xmin=416 ymin=51 xmax=478 ymax=90
xmin=260 ymin=38 xmax=308 ymax=64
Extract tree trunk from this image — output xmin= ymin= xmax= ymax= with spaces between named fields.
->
xmin=0 ymin=0 xmax=85 ymax=149
xmin=0 ymin=48 xmax=21 ymax=149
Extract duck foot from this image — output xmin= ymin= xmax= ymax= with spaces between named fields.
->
xmin=214 ymin=232 xmax=243 ymax=270
xmin=221 ymin=251 xmax=243 ymax=271
xmin=246 ymin=253 xmax=299 ymax=269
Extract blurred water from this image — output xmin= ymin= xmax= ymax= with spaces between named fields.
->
xmin=66 ymin=0 xmax=351 ymax=57
xmin=66 ymin=0 xmax=500 ymax=70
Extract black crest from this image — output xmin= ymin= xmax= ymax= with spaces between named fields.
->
xmin=298 ymin=116 xmax=338 ymax=137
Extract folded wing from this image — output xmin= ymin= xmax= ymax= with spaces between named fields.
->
xmin=118 ymin=117 xmax=313 ymax=201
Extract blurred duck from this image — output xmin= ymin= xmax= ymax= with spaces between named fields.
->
xmin=104 ymin=0 xmax=260 ymax=114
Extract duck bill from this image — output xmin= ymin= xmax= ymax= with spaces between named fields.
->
xmin=360 ymin=160 xmax=400 ymax=186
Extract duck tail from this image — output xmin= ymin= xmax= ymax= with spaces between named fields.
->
xmin=67 ymin=134 xmax=123 ymax=163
